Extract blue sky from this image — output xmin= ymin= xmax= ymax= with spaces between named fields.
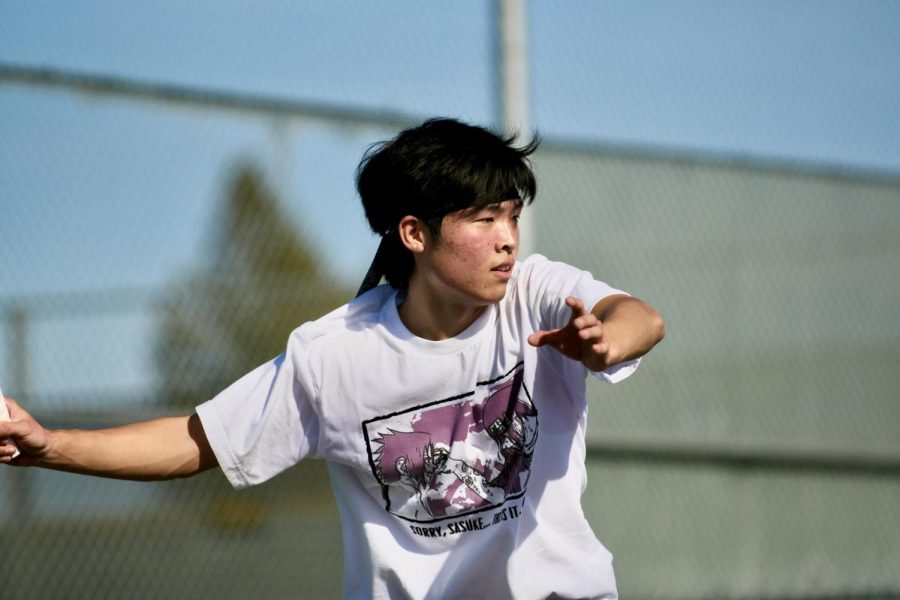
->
xmin=3 ymin=1 xmax=899 ymax=169
xmin=1 ymin=1 xmax=899 ymax=398
xmin=3 ymin=1 xmax=899 ymax=290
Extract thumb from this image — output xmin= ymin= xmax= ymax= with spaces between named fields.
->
xmin=528 ymin=329 xmax=560 ymax=348
xmin=4 ymin=397 xmax=32 ymax=423
xmin=528 ymin=330 xmax=547 ymax=347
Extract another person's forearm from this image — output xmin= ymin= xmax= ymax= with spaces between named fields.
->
xmin=37 ymin=415 xmax=216 ymax=481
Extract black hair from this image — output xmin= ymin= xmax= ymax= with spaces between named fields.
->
xmin=355 ymin=118 xmax=540 ymax=295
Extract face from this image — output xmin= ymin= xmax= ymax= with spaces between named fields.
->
xmin=413 ymin=199 xmax=521 ymax=308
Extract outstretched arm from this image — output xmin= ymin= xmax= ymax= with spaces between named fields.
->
xmin=0 ymin=397 xmax=218 ymax=480
xmin=528 ymin=294 xmax=665 ymax=372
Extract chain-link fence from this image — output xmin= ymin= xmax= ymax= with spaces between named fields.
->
xmin=533 ymin=145 xmax=900 ymax=597
xmin=3 ymin=24 xmax=900 ymax=600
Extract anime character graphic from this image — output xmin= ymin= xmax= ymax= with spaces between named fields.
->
xmin=365 ymin=365 xmax=537 ymax=522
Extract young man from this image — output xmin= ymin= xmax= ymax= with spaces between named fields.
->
xmin=1 ymin=118 xmax=664 ymax=598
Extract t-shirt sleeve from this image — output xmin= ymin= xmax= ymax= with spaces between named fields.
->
xmin=520 ymin=254 xmax=640 ymax=384
xmin=195 ymin=330 xmax=320 ymax=489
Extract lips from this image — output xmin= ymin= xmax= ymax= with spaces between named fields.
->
xmin=491 ymin=263 xmax=514 ymax=280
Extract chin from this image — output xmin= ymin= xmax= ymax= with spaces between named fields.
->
xmin=479 ymin=285 xmax=509 ymax=304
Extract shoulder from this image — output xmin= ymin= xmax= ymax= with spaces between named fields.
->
xmin=510 ymin=253 xmax=586 ymax=292
xmin=290 ymin=284 xmax=394 ymax=348
xmin=508 ymin=254 xmax=626 ymax=328
xmin=284 ymin=285 xmax=396 ymax=386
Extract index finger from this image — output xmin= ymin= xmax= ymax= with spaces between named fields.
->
xmin=565 ymin=296 xmax=588 ymax=317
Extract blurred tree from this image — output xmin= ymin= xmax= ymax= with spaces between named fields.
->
xmin=157 ymin=163 xmax=350 ymax=411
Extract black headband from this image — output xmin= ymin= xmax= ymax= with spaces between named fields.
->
xmin=355 ymin=235 xmax=391 ymax=298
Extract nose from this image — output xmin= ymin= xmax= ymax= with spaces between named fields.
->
xmin=497 ymin=219 xmax=518 ymax=254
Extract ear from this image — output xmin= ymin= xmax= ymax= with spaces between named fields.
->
xmin=397 ymin=215 xmax=429 ymax=254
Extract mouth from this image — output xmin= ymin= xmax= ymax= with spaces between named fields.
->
xmin=491 ymin=263 xmax=514 ymax=280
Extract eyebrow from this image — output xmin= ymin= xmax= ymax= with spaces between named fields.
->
xmin=483 ymin=199 xmax=524 ymax=212
xmin=459 ymin=199 xmax=523 ymax=219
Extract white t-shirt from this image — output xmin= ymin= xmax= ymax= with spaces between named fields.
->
xmin=197 ymin=254 xmax=639 ymax=599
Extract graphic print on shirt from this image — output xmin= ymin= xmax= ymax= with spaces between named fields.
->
xmin=363 ymin=363 xmax=537 ymax=523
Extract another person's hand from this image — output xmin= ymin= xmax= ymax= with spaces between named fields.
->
xmin=0 ymin=397 xmax=50 ymax=465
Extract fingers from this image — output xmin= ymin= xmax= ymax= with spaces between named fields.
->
xmin=527 ymin=330 xmax=555 ymax=348
xmin=529 ymin=297 xmax=596 ymax=348
xmin=1 ymin=397 xmax=31 ymax=462
xmin=529 ymin=297 xmax=614 ymax=371
xmin=0 ymin=397 xmax=12 ymax=443
xmin=1 ymin=396 xmax=19 ymax=432
xmin=571 ymin=300 xmax=603 ymax=341
xmin=0 ymin=443 xmax=20 ymax=462
xmin=567 ymin=297 xmax=613 ymax=369
xmin=5 ymin=397 xmax=34 ymax=423
xmin=566 ymin=296 xmax=596 ymax=330
xmin=565 ymin=296 xmax=587 ymax=317
xmin=0 ymin=417 xmax=26 ymax=442
xmin=581 ymin=322 xmax=608 ymax=358
xmin=576 ymin=318 xmax=601 ymax=340
xmin=0 ymin=422 xmax=23 ymax=462
xmin=4 ymin=396 xmax=20 ymax=416
xmin=590 ymin=339 xmax=610 ymax=356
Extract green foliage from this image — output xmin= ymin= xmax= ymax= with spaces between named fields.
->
xmin=157 ymin=164 xmax=350 ymax=410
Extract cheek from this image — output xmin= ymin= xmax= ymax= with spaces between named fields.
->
xmin=440 ymin=235 xmax=484 ymax=262
xmin=455 ymin=232 xmax=494 ymax=255
xmin=450 ymin=242 xmax=492 ymax=278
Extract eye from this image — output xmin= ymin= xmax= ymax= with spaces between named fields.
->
xmin=478 ymin=216 xmax=495 ymax=223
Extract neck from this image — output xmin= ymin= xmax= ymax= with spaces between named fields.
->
xmin=398 ymin=282 xmax=487 ymax=341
